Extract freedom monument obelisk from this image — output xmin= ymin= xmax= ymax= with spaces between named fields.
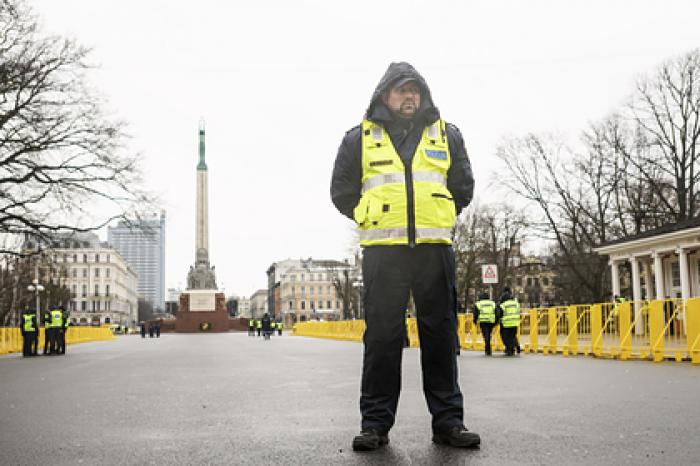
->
xmin=176 ymin=120 xmax=228 ymax=332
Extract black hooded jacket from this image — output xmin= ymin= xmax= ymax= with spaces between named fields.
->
xmin=330 ymin=62 xmax=474 ymax=245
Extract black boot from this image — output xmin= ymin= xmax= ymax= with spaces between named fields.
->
xmin=352 ymin=429 xmax=389 ymax=451
xmin=432 ymin=426 xmax=481 ymax=448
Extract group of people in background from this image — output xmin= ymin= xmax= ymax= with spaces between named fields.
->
xmin=139 ymin=321 xmax=161 ymax=338
xmin=20 ymin=306 xmax=70 ymax=357
xmin=248 ymin=313 xmax=283 ymax=340
xmin=472 ymin=287 xmax=521 ymax=356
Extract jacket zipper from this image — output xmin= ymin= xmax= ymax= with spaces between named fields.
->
xmin=405 ymin=167 xmax=416 ymax=248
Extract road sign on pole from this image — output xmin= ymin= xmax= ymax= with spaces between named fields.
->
xmin=481 ymin=264 xmax=498 ymax=284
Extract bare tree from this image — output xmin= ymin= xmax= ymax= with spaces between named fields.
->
xmin=496 ymin=134 xmax=611 ymax=302
xmin=0 ymin=0 xmax=152 ymax=255
xmin=453 ymin=201 xmax=528 ymax=307
xmin=625 ymin=49 xmax=700 ymax=222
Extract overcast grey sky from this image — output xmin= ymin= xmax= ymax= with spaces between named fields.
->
xmin=29 ymin=0 xmax=700 ymax=297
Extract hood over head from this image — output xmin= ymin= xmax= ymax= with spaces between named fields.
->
xmin=478 ymin=291 xmax=490 ymax=300
xmin=365 ymin=62 xmax=439 ymax=124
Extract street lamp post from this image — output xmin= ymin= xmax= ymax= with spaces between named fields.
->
xmin=27 ymin=279 xmax=44 ymax=319
xmin=352 ymin=278 xmax=364 ymax=320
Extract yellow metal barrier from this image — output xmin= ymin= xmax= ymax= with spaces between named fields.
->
xmin=0 ymin=327 xmax=115 ymax=356
xmin=292 ymin=298 xmax=700 ymax=364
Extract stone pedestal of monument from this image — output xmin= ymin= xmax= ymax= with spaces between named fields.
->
xmin=175 ymin=290 xmax=229 ymax=332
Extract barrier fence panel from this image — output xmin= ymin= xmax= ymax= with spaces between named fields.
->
xmin=0 ymin=327 xmax=114 ymax=355
xmin=291 ymin=299 xmax=700 ymax=364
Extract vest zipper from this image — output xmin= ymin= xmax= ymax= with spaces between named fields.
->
xmin=405 ymin=167 xmax=416 ymax=248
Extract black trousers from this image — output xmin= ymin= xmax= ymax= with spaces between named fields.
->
xmin=360 ymin=245 xmax=463 ymax=434
xmin=479 ymin=323 xmax=494 ymax=354
xmin=48 ymin=328 xmax=59 ymax=354
xmin=23 ymin=332 xmax=38 ymax=356
xmin=57 ymin=329 xmax=66 ymax=354
xmin=501 ymin=326 xmax=519 ymax=354
xmin=43 ymin=329 xmax=50 ymax=354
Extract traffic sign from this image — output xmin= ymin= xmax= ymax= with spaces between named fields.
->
xmin=481 ymin=264 xmax=498 ymax=284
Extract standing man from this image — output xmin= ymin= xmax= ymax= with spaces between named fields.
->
xmin=248 ymin=318 xmax=255 ymax=336
xmin=261 ymin=313 xmax=272 ymax=341
xmin=473 ymin=292 xmax=497 ymax=356
xmin=331 ymin=62 xmax=479 ymax=450
xmin=498 ymin=288 xmax=521 ymax=356
xmin=42 ymin=310 xmax=51 ymax=355
xmin=21 ymin=308 xmax=38 ymax=357
xmin=57 ymin=306 xmax=69 ymax=355
xmin=48 ymin=307 xmax=63 ymax=355
xmin=256 ymin=319 xmax=262 ymax=337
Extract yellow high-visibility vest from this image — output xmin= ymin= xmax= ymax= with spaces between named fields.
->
xmin=23 ymin=314 xmax=36 ymax=332
xmin=476 ymin=300 xmax=496 ymax=324
xmin=500 ymin=300 xmax=521 ymax=328
xmin=50 ymin=309 xmax=63 ymax=328
xmin=354 ymin=119 xmax=455 ymax=246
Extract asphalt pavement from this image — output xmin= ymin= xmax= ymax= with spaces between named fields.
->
xmin=1 ymin=332 xmax=698 ymax=465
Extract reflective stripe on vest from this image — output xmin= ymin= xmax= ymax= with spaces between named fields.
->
xmin=362 ymin=171 xmax=447 ymax=193
xmin=23 ymin=314 xmax=36 ymax=332
xmin=500 ymin=300 xmax=521 ymax=328
xmin=50 ymin=310 xmax=63 ymax=328
xmin=354 ymin=119 xmax=455 ymax=247
xmin=476 ymin=300 xmax=496 ymax=324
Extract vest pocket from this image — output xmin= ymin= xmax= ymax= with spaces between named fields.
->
xmin=432 ymin=192 xmax=455 ymax=226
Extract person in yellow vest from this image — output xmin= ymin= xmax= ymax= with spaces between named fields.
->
xmin=20 ymin=308 xmax=39 ymax=357
xmin=248 ymin=318 xmax=255 ymax=336
xmin=277 ymin=321 xmax=283 ymax=336
xmin=256 ymin=319 xmax=262 ymax=337
xmin=48 ymin=307 xmax=63 ymax=355
xmin=498 ymin=288 xmax=521 ymax=356
xmin=57 ymin=306 xmax=70 ymax=355
xmin=331 ymin=62 xmax=479 ymax=451
xmin=473 ymin=292 xmax=497 ymax=356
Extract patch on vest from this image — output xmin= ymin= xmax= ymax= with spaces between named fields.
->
xmin=425 ymin=149 xmax=447 ymax=161
xmin=369 ymin=160 xmax=393 ymax=167
xmin=371 ymin=127 xmax=383 ymax=141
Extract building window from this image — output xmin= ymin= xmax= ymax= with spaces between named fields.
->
xmin=543 ymin=277 xmax=549 ymax=286
xmin=72 ymin=269 xmax=77 ymax=278
xmin=672 ymin=262 xmax=681 ymax=287
xmin=327 ymin=300 xmax=331 ymax=309
xmin=105 ymin=285 xmax=110 ymax=297
xmin=73 ymin=254 xmax=77 ymax=262
xmin=301 ymin=301 xmax=306 ymax=310
xmin=106 ymin=254 xmax=110 ymax=263
xmin=106 ymin=301 xmax=110 ymax=311
xmin=301 ymin=286 xmax=305 ymax=296
xmin=94 ymin=284 xmax=99 ymax=296
xmin=95 ymin=268 xmax=100 ymax=278
xmin=95 ymin=254 xmax=99 ymax=263
xmin=82 ymin=268 xmax=87 ymax=278
xmin=71 ymin=285 xmax=76 ymax=298
xmin=83 ymin=254 xmax=87 ymax=263
xmin=289 ymin=301 xmax=293 ymax=310
xmin=81 ymin=285 xmax=87 ymax=298
xmin=336 ymin=301 xmax=340 ymax=309
xmin=80 ymin=301 xmax=86 ymax=311
xmin=527 ymin=277 xmax=532 ymax=287
xmin=106 ymin=268 xmax=110 ymax=278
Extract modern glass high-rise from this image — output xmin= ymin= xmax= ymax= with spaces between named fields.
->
xmin=107 ymin=212 xmax=166 ymax=312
